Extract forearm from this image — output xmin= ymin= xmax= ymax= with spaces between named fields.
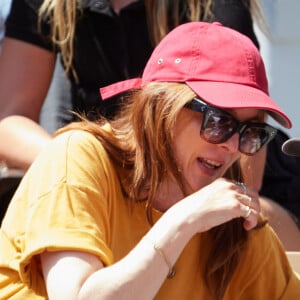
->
xmin=0 ymin=115 xmax=52 ymax=170
xmin=78 ymin=205 xmax=194 ymax=300
xmin=0 ymin=38 xmax=57 ymax=170
xmin=78 ymin=182 xmax=259 ymax=299
xmin=44 ymin=179 xmax=259 ymax=299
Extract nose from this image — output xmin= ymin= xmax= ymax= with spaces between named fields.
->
xmin=218 ymin=133 xmax=239 ymax=153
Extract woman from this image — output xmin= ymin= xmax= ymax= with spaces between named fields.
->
xmin=0 ymin=22 xmax=298 ymax=299
xmin=1 ymin=0 xmax=276 ymax=235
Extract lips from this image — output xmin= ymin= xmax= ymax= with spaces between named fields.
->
xmin=198 ymin=157 xmax=222 ymax=169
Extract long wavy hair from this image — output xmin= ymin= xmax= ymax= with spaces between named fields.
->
xmin=56 ymin=82 xmax=266 ymax=299
xmin=38 ymin=0 xmax=265 ymax=81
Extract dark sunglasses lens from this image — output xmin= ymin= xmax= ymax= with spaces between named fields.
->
xmin=239 ymin=126 xmax=272 ymax=155
xmin=202 ymin=109 xmax=237 ymax=143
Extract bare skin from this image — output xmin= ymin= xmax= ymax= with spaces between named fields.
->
xmin=110 ymin=0 xmax=138 ymax=13
xmin=0 ymin=38 xmax=55 ymax=169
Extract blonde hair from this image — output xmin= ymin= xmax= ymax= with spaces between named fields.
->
xmin=38 ymin=0 xmax=266 ymax=81
xmin=145 ymin=0 xmax=213 ymax=45
xmin=38 ymin=0 xmax=78 ymax=81
xmin=145 ymin=0 xmax=266 ymax=45
xmin=57 ymin=82 xmax=266 ymax=300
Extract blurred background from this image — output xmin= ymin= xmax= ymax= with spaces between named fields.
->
xmin=256 ymin=0 xmax=300 ymax=137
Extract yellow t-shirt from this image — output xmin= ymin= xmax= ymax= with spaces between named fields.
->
xmin=0 ymin=130 xmax=299 ymax=299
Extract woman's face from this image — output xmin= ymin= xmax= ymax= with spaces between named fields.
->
xmin=173 ymin=106 xmax=261 ymax=193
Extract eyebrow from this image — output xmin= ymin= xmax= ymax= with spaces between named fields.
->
xmin=229 ymin=109 xmax=264 ymax=122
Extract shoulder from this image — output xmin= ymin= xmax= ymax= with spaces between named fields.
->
xmin=13 ymin=0 xmax=44 ymax=13
xmin=25 ymin=129 xmax=118 ymax=198
xmin=245 ymin=224 xmax=290 ymax=271
xmin=237 ymin=224 xmax=292 ymax=290
xmin=55 ymin=129 xmax=100 ymax=146
xmin=48 ymin=129 xmax=109 ymax=163
xmin=25 ymin=0 xmax=44 ymax=11
xmin=225 ymin=224 xmax=296 ymax=297
xmin=6 ymin=0 xmax=53 ymax=50
xmin=31 ymin=129 xmax=110 ymax=178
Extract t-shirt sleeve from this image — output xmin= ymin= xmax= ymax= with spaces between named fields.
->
xmin=2 ymin=130 xmax=118 ymax=283
xmin=5 ymin=0 xmax=53 ymax=51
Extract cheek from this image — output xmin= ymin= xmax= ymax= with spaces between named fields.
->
xmin=173 ymin=112 xmax=202 ymax=162
xmin=174 ymin=109 xmax=202 ymax=143
xmin=229 ymin=150 xmax=241 ymax=166
xmin=220 ymin=153 xmax=241 ymax=177
xmin=175 ymin=129 xmax=200 ymax=156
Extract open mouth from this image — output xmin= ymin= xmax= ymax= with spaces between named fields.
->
xmin=198 ymin=158 xmax=222 ymax=170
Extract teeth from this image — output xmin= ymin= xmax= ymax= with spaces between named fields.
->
xmin=203 ymin=159 xmax=221 ymax=168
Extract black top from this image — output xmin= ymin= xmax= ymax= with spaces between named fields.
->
xmin=6 ymin=0 xmax=259 ymax=117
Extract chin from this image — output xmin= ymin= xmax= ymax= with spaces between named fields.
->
xmin=188 ymin=180 xmax=209 ymax=193
xmin=189 ymin=173 xmax=223 ymax=192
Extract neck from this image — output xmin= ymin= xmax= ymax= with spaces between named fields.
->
xmin=109 ymin=0 xmax=138 ymax=14
xmin=153 ymin=178 xmax=184 ymax=212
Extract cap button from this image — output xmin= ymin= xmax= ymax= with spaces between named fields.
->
xmin=212 ymin=22 xmax=223 ymax=26
xmin=157 ymin=58 xmax=164 ymax=64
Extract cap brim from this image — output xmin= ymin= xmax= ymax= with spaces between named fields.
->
xmin=186 ymin=81 xmax=291 ymax=129
xmin=100 ymin=78 xmax=142 ymax=100
xmin=282 ymin=138 xmax=300 ymax=157
xmin=100 ymin=79 xmax=291 ymax=129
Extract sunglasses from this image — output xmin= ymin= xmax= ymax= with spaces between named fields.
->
xmin=185 ymin=98 xmax=277 ymax=155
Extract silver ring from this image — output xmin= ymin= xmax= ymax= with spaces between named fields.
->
xmin=235 ymin=181 xmax=247 ymax=195
xmin=244 ymin=206 xmax=251 ymax=218
xmin=247 ymin=196 xmax=252 ymax=207
xmin=240 ymin=182 xmax=247 ymax=195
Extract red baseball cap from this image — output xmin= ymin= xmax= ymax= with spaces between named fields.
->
xmin=100 ymin=22 xmax=291 ymax=128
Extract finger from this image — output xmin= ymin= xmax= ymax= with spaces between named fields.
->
xmin=241 ymin=204 xmax=258 ymax=230
xmin=240 ymin=203 xmax=252 ymax=219
xmin=245 ymin=195 xmax=260 ymax=213
xmin=233 ymin=181 xmax=255 ymax=198
xmin=244 ymin=205 xmax=251 ymax=218
xmin=232 ymin=181 xmax=260 ymax=213
xmin=238 ymin=198 xmax=260 ymax=230
xmin=243 ymin=208 xmax=259 ymax=230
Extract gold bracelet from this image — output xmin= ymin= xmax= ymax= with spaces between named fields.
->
xmin=146 ymin=238 xmax=176 ymax=279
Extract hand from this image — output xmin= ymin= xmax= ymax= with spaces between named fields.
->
xmin=180 ymin=178 xmax=260 ymax=233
